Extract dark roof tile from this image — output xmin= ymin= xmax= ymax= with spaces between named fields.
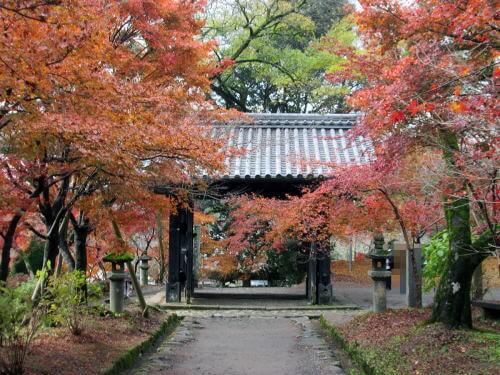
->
xmin=217 ymin=113 xmax=370 ymax=179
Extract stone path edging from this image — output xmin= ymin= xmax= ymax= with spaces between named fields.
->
xmin=319 ymin=314 xmax=381 ymax=375
xmin=157 ymin=304 xmax=359 ymax=311
xmin=103 ymin=314 xmax=181 ymax=375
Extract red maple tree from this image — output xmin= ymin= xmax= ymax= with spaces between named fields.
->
xmin=323 ymin=0 xmax=498 ymax=327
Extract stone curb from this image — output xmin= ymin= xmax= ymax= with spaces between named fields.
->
xmin=319 ymin=314 xmax=381 ymax=375
xmin=156 ymin=304 xmax=359 ymax=311
xmin=102 ymin=314 xmax=182 ymax=375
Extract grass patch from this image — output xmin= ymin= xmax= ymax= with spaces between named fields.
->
xmin=320 ymin=315 xmax=381 ymax=375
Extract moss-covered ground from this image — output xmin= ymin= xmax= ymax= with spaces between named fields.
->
xmin=320 ymin=308 xmax=500 ymax=375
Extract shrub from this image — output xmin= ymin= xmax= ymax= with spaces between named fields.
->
xmin=422 ymin=231 xmax=449 ymax=292
xmin=45 ymin=271 xmax=89 ymax=336
xmin=87 ymin=281 xmax=103 ymax=300
xmin=0 ymin=283 xmax=45 ymax=375
xmin=264 ymin=248 xmax=306 ymax=286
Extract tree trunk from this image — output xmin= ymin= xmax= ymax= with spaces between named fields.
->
xmin=126 ymin=260 xmax=148 ymax=317
xmin=39 ymin=177 xmax=70 ymax=272
xmin=74 ymin=225 xmax=89 ymax=273
xmin=156 ymin=213 xmax=166 ymax=284
xmin=43 ymin=229 xmax=60 ymax=272
xmin=69 ymin=211 xmax=92 ymax=301
xmin=380 ymin=189 xmax=422 ymax=307
xmin=33 ymin=177 xmax=69 ymax=302
xmin=407 ymin=246 xmax=423 ymax=308
xmin=21 ymin=251 xmax=35 ymax=278
xmin=430 ymin=197 xmax=491 ymax=327
xmin=98 ymin=261 xmax=108 ymax=282
xmin=0 ymin=213 xmax=23 ymax=282
xmin=55 ymin=254 xmax=63 ymax=276
xmin=69 ymin=211 xmax=92 ymax=274
xmin=58 ymin=214 xmax=75 ymax=271
xmin=32 ymin=237 xmax=55 ymax=302
xmin=430 ymin=132 xmax=492 ymax=328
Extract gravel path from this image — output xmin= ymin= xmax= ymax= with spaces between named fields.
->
xmin=131 ymin=315 xmax=345 ymax=375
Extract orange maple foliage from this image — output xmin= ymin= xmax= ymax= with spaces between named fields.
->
xmin=323 ymin=0 xmax=497 ymax=326
xmin=0 ymin=1 xmax=231 ymax=274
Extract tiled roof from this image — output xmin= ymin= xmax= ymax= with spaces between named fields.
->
xmin=216 ymin=113 xmax=372 ymax=179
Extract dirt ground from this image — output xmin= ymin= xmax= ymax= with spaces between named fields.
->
xmin=334 ymin=308 xmax=500 ymax=375
xmin=22 ymin=306 xmax=167 ymax=375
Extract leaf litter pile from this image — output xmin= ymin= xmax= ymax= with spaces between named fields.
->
xmin=337 ymin=308 xmax=499 ymax=375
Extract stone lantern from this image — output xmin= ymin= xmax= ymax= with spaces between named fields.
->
xmin=138 ymin=253 xmax=152 ymax=287
xmin=103 ymin=253 xmax=134 ymax=313
xmin=367 ymin=234 xmax=391 ymax=313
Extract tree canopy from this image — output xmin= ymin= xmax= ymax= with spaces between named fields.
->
xmin=223 ymin=0 xmax=497 ymax=328
xmin=205 ymin=0 xmax=354 ymax=113
xmin=0 ymin=0 xmax=230 ymax=279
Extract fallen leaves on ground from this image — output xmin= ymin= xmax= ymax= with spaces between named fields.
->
xmin=24 ymin=306 xmax=167 ymax=375
xmin=332 ymin=260 xmax=372 ymax=285
xmin=337 ymin=308 xmax=500 ymax=375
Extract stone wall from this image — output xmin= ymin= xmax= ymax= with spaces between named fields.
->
xmin=482 ymin=256 xmax=500 ymax=289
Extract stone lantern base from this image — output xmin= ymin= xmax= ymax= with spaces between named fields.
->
xmin=138 ymin=254 xmax=152 ymax=287
xmin=108 ymin=269 xmax=127 ymax=313
xmin=369 ymin=270 xmax=391 ymax=313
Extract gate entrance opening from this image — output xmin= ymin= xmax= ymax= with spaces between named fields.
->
xmin=158 ymin=113 xmax=366 ymax=304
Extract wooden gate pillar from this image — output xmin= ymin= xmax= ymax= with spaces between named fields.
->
xmin=166 ymin=201 xmax=194 ymax=303
xmin=308 ymin=256 xmax=317 ymax=304
xmin=306 ymin=243 xmax=333 ymax=305
xmin=166 ymin=208 xmax=182 ymax=302
xmin=307 ymin=243 xmax=317 ymax=304
xmin=182 ymin=203 xmax=194 ymax=302
xmin=317 ymin=249 xmax=333 ymax=304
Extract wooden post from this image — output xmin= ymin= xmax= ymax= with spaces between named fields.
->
xmin=348 ymin=237 xmax=353 ymax=272
xmin=166 ymin=208 xmax=182 ymax=302
xmin=193 ymin=224 xmax=201 ymax=288
xmin=308 ymin=244 xmax=317 ymax=304
xmin=305 ymin=270 xmax=310 ymax=300
xmin=182 ymin=203 xmax=194 ymax=303
xmin=166 ymin=201 xmax=194 ymax=303
xmin=317 ymin=248 xmax=333 ymax=304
